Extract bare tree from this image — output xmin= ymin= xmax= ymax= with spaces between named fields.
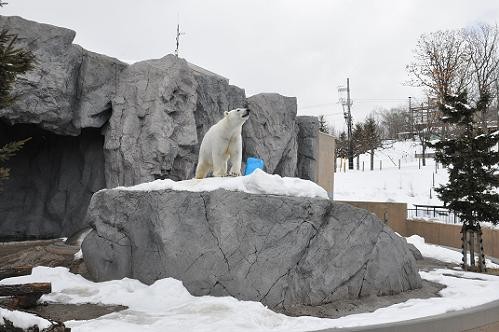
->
xmin=378 ymin=106 xmax=412 ymax=139
xmin=464 ymin=23 xmax=499 ymax=129
xmin=407 ymin=29 xmax=471 ymax=100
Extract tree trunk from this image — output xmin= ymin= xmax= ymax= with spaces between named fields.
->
xmin=0 ymin=266 xmax=33 ymax=280
xmin=422 ymin=143 xmax=426 ymax=166
xmin=370 ymin=149 xmax=374 ymax=171
xmin=0 ymin=283 xmax=51 ymax=296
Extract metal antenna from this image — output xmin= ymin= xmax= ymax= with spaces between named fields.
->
xmin=175 ymin=15 xmax=185 ymax=57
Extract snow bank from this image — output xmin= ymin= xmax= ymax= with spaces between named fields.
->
xmin=0 ymin=307 xmax=52 ymax=330
xmin=2 ymin=255 xmax=499 ymax=332
xmin=407 ymin=235 xmax=499 ymax=268
xmin=112 ymin=169 xmax=329 ymax=199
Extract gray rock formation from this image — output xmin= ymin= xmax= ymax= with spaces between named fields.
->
xmin=82 ymin=188 xmax=422 ymax=311
xmin=0 ymin=15 xmax=127 ymax=136
xmin=190 ymin=64 xmax=247 ymax=146
xmin=104 ymin=55 xmax=199 ymax=186
xmin=0 ymin=15 xmax=326 ymax=239
xmin=296 ymin=116 xmax=319 ymax=180
xmin=243 ymin=94 xmax=298 ymax=176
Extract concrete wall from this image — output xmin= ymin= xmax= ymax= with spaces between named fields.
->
xmin=341 ymin=200 xmax=499 ymax=259
xmin=316 ymin=132 xmax=335 ymax=193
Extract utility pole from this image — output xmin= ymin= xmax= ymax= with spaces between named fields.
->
xmin=338 ymin=78 xmax=354 ymax=170
xmin=346 ymin=78 xmax=353 ymax=170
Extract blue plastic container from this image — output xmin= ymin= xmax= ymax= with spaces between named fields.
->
xmin=244 ymin=157 xmax=265 ymax=175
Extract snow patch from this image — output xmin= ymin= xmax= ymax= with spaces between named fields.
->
xmin=109 ymin=169 xmax=329 ymax=199
xmin=0 ymin=307 xmax=52 ymax=330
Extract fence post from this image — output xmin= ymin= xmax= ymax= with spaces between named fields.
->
xmin=398 ymin=159 xmax=401 ymax=170
xmin=362 ymin=161 xmax=364 ymax=172
xmin=379 ymin=160 xmax=382 ymax=170
xmin=432 ymin=172 xmax=435 ymax=187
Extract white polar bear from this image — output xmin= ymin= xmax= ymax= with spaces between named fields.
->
xmin=195 ymin=108 xmax=251 ymax=179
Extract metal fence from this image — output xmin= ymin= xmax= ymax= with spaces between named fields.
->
xmin=407 ymin=204 xmax=461 ymax=225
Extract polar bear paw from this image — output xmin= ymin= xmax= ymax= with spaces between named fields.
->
xmin=228 ymin=171 xmax=241 ymax=177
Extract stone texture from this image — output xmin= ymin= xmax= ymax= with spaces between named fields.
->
xmin=0 ymin=122 xmax=106 ymax=240
xmin=82 ymin=188 xmax=422 ymax=311
xmin=296 ymin=116 xmax=319 ymax=180
xmin=190 ymin=64 xmax=247 ymax=145
xmin=104 ymin=55 xmax=199 ymax=187
xmin=0 ymin=15 xmax=126 ymax=136
xmin=243 ymin=93 xmax=298 ymax=176
xmin=408 ymin=243 xmax=424 ymax=260
xmin=0 ymin=15 xmax=325 ymax=239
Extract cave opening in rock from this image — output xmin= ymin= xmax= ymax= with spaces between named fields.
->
xmin=0 ymin=121 xmax=106 ymax=241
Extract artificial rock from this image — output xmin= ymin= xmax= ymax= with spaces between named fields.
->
xmin=82 ymin=187 xmax=422 ymax=312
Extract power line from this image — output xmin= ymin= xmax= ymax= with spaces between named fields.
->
xmin=298 ymin=98 xmax=412 ymax=110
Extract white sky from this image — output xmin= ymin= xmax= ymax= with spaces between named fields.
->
xmin=2 ymin=0 xmax=499 ymax=132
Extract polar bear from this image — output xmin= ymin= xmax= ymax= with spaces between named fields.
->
xmin=195 ymin=108 xmax=251 ymax=179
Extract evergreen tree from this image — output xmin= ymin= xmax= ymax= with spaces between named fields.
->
xmin=0 ymin=28 xmax=35 ymax=188
xmin=363 ymin=117 xmax=383 ymax=171
xmin=430 ymin=92 xmax=498 ymax=270
xmin=0 ymin=29 xmax=35 ymax=108
xmin=430 ymin=91 xmax=499 ymax=227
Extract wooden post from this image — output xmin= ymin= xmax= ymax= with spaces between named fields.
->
xmin=398 ymin=159 xmax=401 ymax=169
xmin=379 ymin=160 xmax=382 ymax=170
xmin=362 ymin=161 xmax=364 ymax=172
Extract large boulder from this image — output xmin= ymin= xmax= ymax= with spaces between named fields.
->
xmin=104 ymin=55 xmax=199 ymax=186
xmin=82 ymin=186 xmax=422 ymax=312
xmin=0 ymin=15 xmax=127 ymax=136
xmin=243 ymin=93 xmax=298 ymax=176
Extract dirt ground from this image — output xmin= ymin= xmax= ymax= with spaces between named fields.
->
xmin=0 ymin=239 xmax=456 ymax=322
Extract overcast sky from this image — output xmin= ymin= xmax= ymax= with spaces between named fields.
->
xmin=2 ymin=0 xmax=499 ymax=132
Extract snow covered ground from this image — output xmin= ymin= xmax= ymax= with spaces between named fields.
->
xmin=334 ymin=140 xmax=499 ymax=230
xmin=334 ymin=140 xmax=447 ymax=206
xmin=2 ymin=236 xmax=499 ymax=332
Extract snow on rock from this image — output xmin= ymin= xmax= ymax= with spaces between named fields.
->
xmin=112 ymin=169 xmax=329 ymax=199
xmin=0 ymin=307 xmax=52 ymax=330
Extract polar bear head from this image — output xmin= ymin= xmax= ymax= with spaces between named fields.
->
xmin=223 ymin=108 xmax=251 ymax=126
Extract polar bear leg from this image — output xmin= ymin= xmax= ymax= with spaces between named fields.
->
xmin=212 ymin=152 xmax=228 ymax=177
xmin=195 ymin=160 xmax=212 ymax=179
xmin=228 ymin=135 xmax=242 ymax=176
